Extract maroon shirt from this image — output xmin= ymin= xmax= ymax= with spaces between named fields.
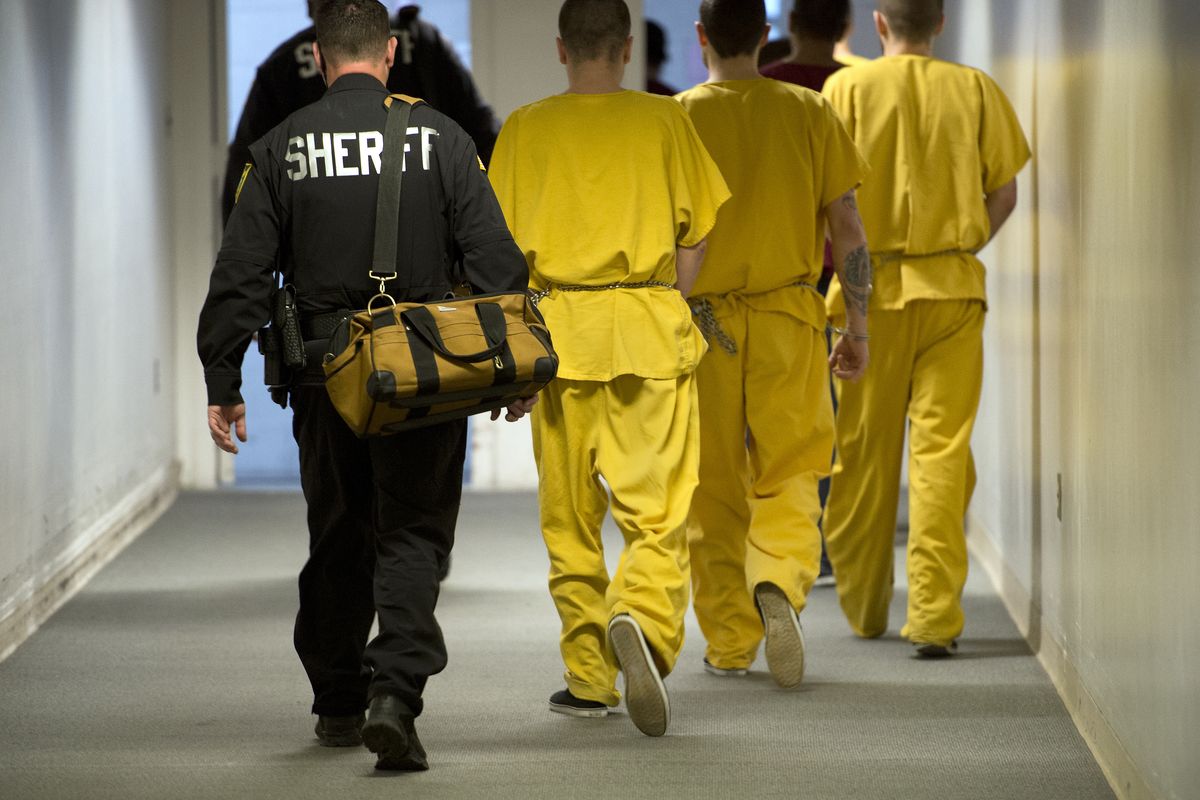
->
xmin=646 ymin=77 xmax=679 ymax=97
xmin=760 ymin=60 xmax=845 ymax=282
xmin=760 ymin=61 xmax=843 ymax=91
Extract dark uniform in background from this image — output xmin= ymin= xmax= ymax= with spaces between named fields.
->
xmin=197 ymin=71 xmax=527 ymax=763
xmin=222 ymin=4 xmax=500 ymax=223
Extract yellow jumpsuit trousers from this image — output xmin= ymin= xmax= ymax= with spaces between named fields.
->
xmin=824 ymin=299 xmax=984 ymax=647
xmin=687 ymin=299 xmax=831 ymax=670
xmin=532 ymin=374 xmax=698 ymax=706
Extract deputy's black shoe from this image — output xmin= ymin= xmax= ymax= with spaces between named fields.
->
xmin=314 ymin=713 xmax=365 ymax=747
xmin=361 ymin=695 xmax=428 ymax=771
xmin=548 ymin=689 xmax=609 ymax=718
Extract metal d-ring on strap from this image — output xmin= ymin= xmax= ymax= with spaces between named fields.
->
xmin=689 ymin=280 xmax=820 ymax=355
xmin=528 ymin=280 xmax=675 ymax=307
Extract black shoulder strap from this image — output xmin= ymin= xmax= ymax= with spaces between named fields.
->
xmin=371 ymin=96 xmax=415 ymax=285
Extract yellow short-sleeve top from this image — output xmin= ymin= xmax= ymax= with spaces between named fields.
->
xmin=835 ymin=53 xmax=872 ymax=67
xmin=489 ymin=90 xmax=730 ymax=381
xmin=675 ymin=78 xmax=867 ymax=331
xmin=822 ymin=55 xmax=1031 ymax=312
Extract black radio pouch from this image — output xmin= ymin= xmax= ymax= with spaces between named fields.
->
xmin=258 ymin=281 xmax=306 ymax=408
xmin=274 ymin=284 xmax=307 ymax=370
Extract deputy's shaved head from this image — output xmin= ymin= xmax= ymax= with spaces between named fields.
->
xmin=314 ymin=0 xmax=390 ymax=67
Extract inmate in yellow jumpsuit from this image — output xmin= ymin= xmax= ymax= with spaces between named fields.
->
xmin=675 ymin=78 xmax=867 ymax=670
xmin=822 ymin=56 xmax=1030 ymax=647
xmin=489 ymin=91 xmax=729 ymax=705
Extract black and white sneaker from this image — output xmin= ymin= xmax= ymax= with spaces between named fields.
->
xmin=754 ymin=582 xmax=806 ymax=688
xmin=548 ymin=689 xmax=608 ymax=718
xmin=608 ymin=614 xmax=670 ymax=737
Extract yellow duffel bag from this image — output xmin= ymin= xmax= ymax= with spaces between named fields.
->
xmin=323 ymin=291 xmax=557 ymax=437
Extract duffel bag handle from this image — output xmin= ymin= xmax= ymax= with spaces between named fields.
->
xmin=401 ymin=302 xmax=508 ymax=363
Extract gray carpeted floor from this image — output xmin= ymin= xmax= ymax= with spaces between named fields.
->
xmin=0 ymin=491 xmax=1115 ymax=799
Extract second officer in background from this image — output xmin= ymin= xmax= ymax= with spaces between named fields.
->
xmin=222 ymin=1 xmax=500 ymax=223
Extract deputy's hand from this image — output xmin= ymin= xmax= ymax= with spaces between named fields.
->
xmin=829 ymin=335 xmax=869 ymax=382
xmin=208 ymin=404 xmax=248 ymax=454
xmin=490 ymin=395 xmax=538 ymax=423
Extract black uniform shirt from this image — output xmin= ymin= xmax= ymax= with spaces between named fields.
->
xmin=222 ymin=5 xmax=499 ymax=223
xmin=197 ymin=72 xmax=527 ymax=407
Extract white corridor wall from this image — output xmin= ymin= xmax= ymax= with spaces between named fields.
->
xmin=945 ymin=2 xmax=1200 ymax=798
xmin=0 ymin=0 xmax=225 ymax=659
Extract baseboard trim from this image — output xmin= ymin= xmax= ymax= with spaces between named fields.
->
xmin=966 ymin=513 xmax=1159 ymax=800
xmin=0 ymin=463 xmax=179 ymax=663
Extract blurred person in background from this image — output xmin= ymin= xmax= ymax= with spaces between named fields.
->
xmin=645 ymin=19 xmax=679 ymax=95
xmin=222 ymin=1 xmax=499 ymax=224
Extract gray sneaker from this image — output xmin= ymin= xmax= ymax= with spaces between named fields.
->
xmin=608 ymin=614 xmax=669 ymax=737
xmin=703 ymin=659 xmax=748 ymax=677
xmin=914 ymin=640 xmax=958 ymax=658
xmin=754 ymin=582 xmax=806 ymax=688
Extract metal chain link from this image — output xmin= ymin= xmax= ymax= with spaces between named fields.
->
xmin=529 ymin=280 xmax=675 ymax=307
xmin=688 ymin=280 xmax=820 ymax=356
xmin=691 ymin=298 xmax=738 ymax=354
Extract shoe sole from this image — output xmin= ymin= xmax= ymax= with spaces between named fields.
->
xmin=549 ymin=701 xmax=608 ymax=719
xmin=374 ymin=751 xmax=428 ymax=771
xmin=608 ymin=616 xmax=669 ymax=737
xmin=756 ymin=584 xmax=806 ymax=688
xmin=316 ymin=732 xmax=362 ymax=747
xmin=361 ymin=718 xmax=413 ymax=769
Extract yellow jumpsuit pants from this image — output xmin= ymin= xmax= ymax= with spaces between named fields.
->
xmin=532 ymin=374 xmax=698 ymax=706
xmin=824 ymin=299 xmax=984 ymax=647
xmin=687 ymin=301 xmax=831 ymax=670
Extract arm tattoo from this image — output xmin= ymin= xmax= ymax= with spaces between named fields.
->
xmin=841 ymin=193 xmax=858 ymax=212
xmin=842 ymin=244 xmax=872 ymax=317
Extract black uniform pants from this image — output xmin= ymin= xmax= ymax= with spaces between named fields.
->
xmin=289 ymin=386 xmax=466 ymax=718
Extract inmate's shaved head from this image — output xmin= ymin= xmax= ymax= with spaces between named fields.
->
xmin=314 ymin=0 xmax=390 ymax=67
xmin=559 ymin=0 xmax=632 ymax=62
xmin=790 ymin=0 xmax=852 ymax=42
xmin=878 ymin=0 xmax=944 ymax=42
xmin=699 ymin=0 xmax=767 ymax=58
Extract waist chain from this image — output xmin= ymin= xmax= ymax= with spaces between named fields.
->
xmin=689 ymin=280 xmax=818 ymax=355
xmin=873 ymin=248 xmax=973 ymax=264
xmin=529 ymin=280 xmax=675 ymax=307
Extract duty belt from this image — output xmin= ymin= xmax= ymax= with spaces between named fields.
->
xmin=528 ymin=280 xmax=675 ymax=307
xmin=300 ymin=310 xmax=353 ymax=341
xmin=689 ymin=280 xmax=819 ymax=355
